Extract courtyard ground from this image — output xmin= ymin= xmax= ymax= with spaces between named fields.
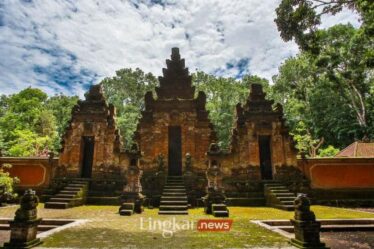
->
xmin=1 ymin=205 xmax=374 ymax=249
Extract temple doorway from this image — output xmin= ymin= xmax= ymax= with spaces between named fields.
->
xmin=259 ymin=136 xmax=272 ymax=180
xmin=168 ymin=126 xmax=182 ymax=176
xmin=81 ymin=136 xmax=94 ymax=178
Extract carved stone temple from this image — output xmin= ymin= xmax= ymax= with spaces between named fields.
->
xmin=45 ymin=47 xmax=303 ymax=213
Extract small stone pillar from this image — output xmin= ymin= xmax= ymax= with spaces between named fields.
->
xmin=120 ymin=144 xmax=144 ymax=216
xmin=202 ymin=143 xmax=229 ymax=217
xmin=4 ymin=189 xmax=42 ymax=249
xmin=290 ymin=194 xmax=328 ymax=249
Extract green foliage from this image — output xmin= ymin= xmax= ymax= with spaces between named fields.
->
xmin=0 ymin=88 xmax=61 ymax=156
xmin=0 ymin=163 xmax=19 ymax=200
xmin=193 ymin=71 xmax=269 ymax=149
xmin=318 ymin=145 xmax=339 ymax=157
xmin=272 ymin=24 xmax=374 ymax=156
xmin=101 ymin=68 xmax=158 ymax=148
xmin=274 ymin=0 xmax=372 ymax=53
xmin=46 ymin=94 xmax=79 ymax=151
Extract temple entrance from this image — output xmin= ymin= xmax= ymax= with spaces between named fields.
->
xmin=168 ymin=126 xmax=182 ymax=176
xmin=259 ymin=136 xmax=272 ymax=180
xmin=81 ymin=136 xmax=94 ymax=178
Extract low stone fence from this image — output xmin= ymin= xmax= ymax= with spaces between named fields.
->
xmin=0 ymin=157 xmax=57 ymax=192
xmin=297 ymin=157 xmax=374 ymax=189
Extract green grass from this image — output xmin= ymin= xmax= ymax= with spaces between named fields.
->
xmin=1 ymin=205 xmax=373 ymax=248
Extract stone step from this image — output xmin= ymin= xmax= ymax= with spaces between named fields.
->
xmin=163 ymin=191 xmax=186 ymax=195
xmin=160 ymin=201 xmax=188 ymax=205
xmin=159 ymin=205 xmax=188 ymax=211
xmin=165 ymin=183 xmax=184 ymax=186
xmin=158 ymin=210 xmax=188 ymax=215
xmin=280 ymin=200 xmax=294 ymax=205
xmin=278 ymin=197 xmax=296 ymax=201
xmin=60 ymin=190 xmax=79 ymax=194
xmin=270 ymin=189 xmax=290 ymax=193
xmin=162 ymin=192 xmax=187 ymax=196
xmin=72 ymin=181 xmax=88 ymax=185
xmin=161 ymin=196 xmax=188 ymax=201
xmin=167 ymin=176 xmax=183 ymax=179
xmin=273 ymin=192 xmax=295 ymax=197
xmin=64 ymin=186 xmax=82 ymax=191
xmin=163 ymin=186 xmax=185 ymax=189
xmin=55 ymin=194 xmax=76 ymax=198
xmin=212 ymin=204 xmax=228 ymax=211
xmin=119 ymin=210 xmax=133 ymax=216
xmin=267 ymin=186 xmax=288 ymax=189
xmin=44 ymin=202 xmax=69 ymax=209
xmin=49 ymin=197 xmax=75 ymax=202
xmin=69 ymin=183 xmax=86 ymax=187
xmin=213 ymin=211 xmax=229 ymax=217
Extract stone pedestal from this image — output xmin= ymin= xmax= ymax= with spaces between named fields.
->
xmin=4 ymin=219 xmax=42 ymax=249
xmin=289 ymin=194 xmax=328 ymax=249
xmin=202 ymin=189 xmax=227 ymax=215
xmin=4 ymin=189 xmax=42 ymax=249
xmin=290 ymin=220 xmax=327 ymax=249
xmin=119 ymin=192 xmax=144 ymax=215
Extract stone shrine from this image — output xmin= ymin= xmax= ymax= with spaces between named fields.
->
xmin=46 ymin=47 xmax=300 ymax=212
xmin=135 ymin=47 xmax=216 ymax=175
xmin=58 ymin=84 xmax=123 ymax=179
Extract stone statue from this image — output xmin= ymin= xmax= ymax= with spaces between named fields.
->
xmin=156 ymin=153 xmax=165 ymax=172
xmin=185 ymin=153 xmax=192 ymax=172
xmin=120 ymin=145 xmax=144 ymax=215
xmin=4 ymin=189 xmax=42 ymax=249
xmin=123 ymin=165 xmax=143 ymax=193
xmin=14 ymin=189 xmax=39 ymax=222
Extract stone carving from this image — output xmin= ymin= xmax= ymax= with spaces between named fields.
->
xmin=203 ymin=143 xmax=228 ymax=215
xmin=206 ymin=160 xmax=223 ymax=192
xmin=120 ymin=144 xmax=144 ymax=215
xmin=58 ymin=84 xmax=122 ymax=179
xmin=156 ymin=153 xmax=165 ymax=172
xmin=4 ymin=189 xmax=42 ymax=249
xmin=185 ymin=153 xmax=192 ymax=172
xmin=290 ymin=194 xmax=328 ymax=249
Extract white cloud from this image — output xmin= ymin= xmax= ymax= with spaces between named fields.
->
xmin=0 ymin=0 xmax=360 ymax=96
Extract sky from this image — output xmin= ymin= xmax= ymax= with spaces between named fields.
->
xmin=0 ymin=0 xmax=360 ymax=97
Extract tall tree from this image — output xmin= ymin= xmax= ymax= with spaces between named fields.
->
xmin=46 ymin=94 xmax=79 ymax=151
xmin=101 ymin=68 xmax=158 ymax=148
xmin=272 ymin=25 xmax=373 ymax=155
xmin=0 ymin=88 xmax=57 ymax=156
xmin=193 ymin=71 xmax=269 ymax=149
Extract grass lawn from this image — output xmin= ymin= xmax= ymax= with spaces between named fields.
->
xmin=1 ymin=205 xmax=373 ymax=249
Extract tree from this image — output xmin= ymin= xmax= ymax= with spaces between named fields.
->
xmin=101 ymin=68 xmax=158 ymax=148
xmin=46 ymin=94 xmax=79 ymax=151
xmin=0 ymin=88 xmax=58 ymax=156
xmin=193 ymin=71 xmax=269 ymax=149
xmin=272 ymin=25 xmax=374 ymax=155
xmin=0 ymin=163 xmax=19 ymax=204
xmin=275 ymin=0 xmax=373 ymax=54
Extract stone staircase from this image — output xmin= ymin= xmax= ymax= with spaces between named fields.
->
xmin=212 ymin=203 xmax=229 ymax=217
xmin=158 ymin=176 xmax=188 ymax=215
xmin=264 ymin=183 xmax=296 ymax=211
xmin=45 ymin=180 xmax=88 ymax=209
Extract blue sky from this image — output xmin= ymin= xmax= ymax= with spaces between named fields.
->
xmin=0 ymin=0 xmax=359 ymax=96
